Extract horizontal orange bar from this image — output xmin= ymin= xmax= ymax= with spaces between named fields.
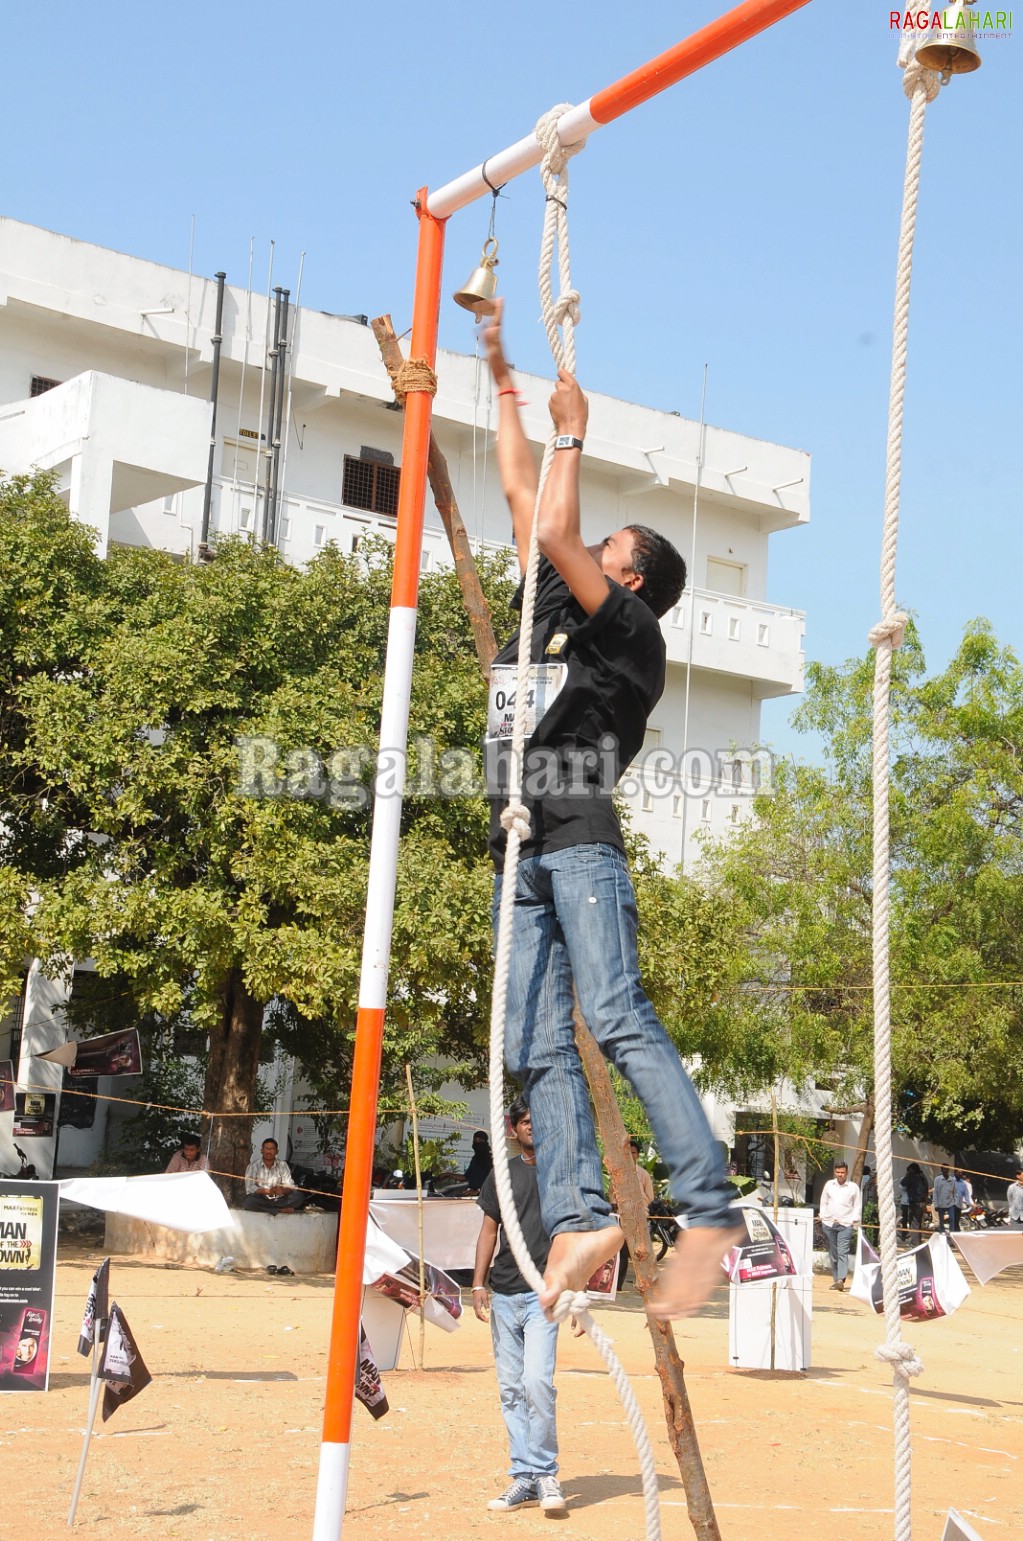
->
xmin=589 ymin=0 xmax=811 ymax=126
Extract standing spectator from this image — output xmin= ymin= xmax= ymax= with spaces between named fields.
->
xmin=473 ymin=1096 xmax=566 ymax=1516
xmin=1007 ymin=1171 xmax=1023 ymax=1229
xmin=932 ymin=1166 xmax=958 ymax=1233
xmin=903 ymin=1163 xmax=929 ymax=1241
xmin=465 ymin=1131 xmax=493 ymax=1193
xmin=819 ymin=1161 xmax=862 ymax=1292
xmin=897 ymin=1170 xmax=910 ymax=1239
xmin=953 ymin=1169 xmax=972 ymax=1229
xmin=165 ymin=1133 xmax=208 ymax=1173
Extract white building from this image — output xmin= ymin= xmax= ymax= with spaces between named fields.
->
xmin=0 ymin=218 xmax=809 ymax=1177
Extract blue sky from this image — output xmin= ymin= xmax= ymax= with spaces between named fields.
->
xmin=3 ymin=1 xmax=1019 ymax=758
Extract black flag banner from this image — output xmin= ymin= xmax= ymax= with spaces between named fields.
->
xmin=100 ymin=1303 xmax=151 ymax=1420
xmin=354 ymin=1326 xmax=389 ymax=1421
xmin=77 ymin=1258 xmax=110 ymax=1358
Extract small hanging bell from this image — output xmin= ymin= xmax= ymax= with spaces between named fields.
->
xmin=915 ymin=15 xmax=982 ymax=75
xmin=452 ymin=237 xmax=499 ymax=316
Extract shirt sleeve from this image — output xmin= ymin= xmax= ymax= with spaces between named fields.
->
xmin=165 ymin=1153 xmax=183 ymax=1173
xmin=244 ymin=1159 xmax=260 ymax=1195
xmin=279 ymin=1162 xmax=294 ymax=1186
xmin=477 ymin=1170 xmax=500 ymax=1224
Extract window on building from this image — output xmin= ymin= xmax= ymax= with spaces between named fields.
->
xmin=314 ymin=524 xmax=327 ymax=549
xmin=342 ymin=452 xmax=400 ymax=517
xmin=728 ymin=616 xmax=741 ymax=640
xmin=30 ymin=375 xmax=62 ymax=398
xmin=701 ymin=799 xmax=711 ymax=823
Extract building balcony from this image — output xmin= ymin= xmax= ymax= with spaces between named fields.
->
xmin=663 ymin=588 xmax=805 ymax=699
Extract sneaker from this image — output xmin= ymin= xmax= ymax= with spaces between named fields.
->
xmin=487 ymin=1478 xmax=538 ymax=1512
xmin=537 ymin=1475 xmax=567 ymax=1514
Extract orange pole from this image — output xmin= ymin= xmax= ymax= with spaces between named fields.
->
xmin=588 ymin=0 xmax=810 ymax=124
xmin=313 ymin=192 xmax=446 ymax=1540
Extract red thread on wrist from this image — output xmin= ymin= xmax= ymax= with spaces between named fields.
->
xmin=498 ymin=388 xmax=519 ymax=398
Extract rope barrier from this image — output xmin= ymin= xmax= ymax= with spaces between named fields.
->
xmin=870 ymin=47 xmax=946 ymax=1541
xmin=486 ymin=104 xmax=661 ymax=1541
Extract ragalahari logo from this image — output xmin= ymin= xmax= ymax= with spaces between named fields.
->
xmin=891 ymin=8 xmax=1014 ymax=37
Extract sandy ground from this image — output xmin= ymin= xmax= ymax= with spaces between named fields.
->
xmin=4 ymin=1240 xmax=1022 ymax=1541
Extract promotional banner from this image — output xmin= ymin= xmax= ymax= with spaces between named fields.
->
xmin=37 ymin=1027 xmax=142 ymax=1079
xmin=951 ymin=1231 xmax=1023 ymax=1286
xmin=364 ymin=1217 xmax=462 ymax=1333
xmin=723 ymin=1204 xmax=801 ymax=1284
xmin=100 ymin=1303 xmax=152 ymax=1420
xmin=0 ymin=1060 xmax=14 ymax=1115
xmin=13 ymin=1093 xmax=55 ymax=1139
xmin=77 ymin=1257 xmax=111 ymax=1357
xmin=354 ymin=1326 xmax=389 ymax=1421
xmin=0 ymin=1179 xmax=59 ymax=1393
xmin=851 ymin=1232 xmax=971 ymax=1321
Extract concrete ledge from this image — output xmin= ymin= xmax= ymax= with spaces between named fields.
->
xmin=105 ymin=1210 xmax=339 ymax=1272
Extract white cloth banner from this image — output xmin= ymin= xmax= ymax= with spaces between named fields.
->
xmin=369 ymin=1197 xmax=484 ymax=1271
xmin=951 ymin=1230 xmax=1023 ymax=1286
xmin=58 ymin=1172 xmax=234 ymax=1234
xmin=850 ymin=1231 xmax=970 ymax=1321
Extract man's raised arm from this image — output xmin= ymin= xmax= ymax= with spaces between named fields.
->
xmin=482 ymin=300 xmax=539 ymax=573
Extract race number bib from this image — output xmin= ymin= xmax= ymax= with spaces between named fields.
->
xmin=487 ymin=663 xmax=567 ymax=743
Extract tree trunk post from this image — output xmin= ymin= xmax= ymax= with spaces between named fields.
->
xmin=203 ymin=968 xmax=265 ymax=1205
xmin=573 ymin=1006 xmax=724 ymax=1541
xmin=370 ymin=314 xmax=498 ymax=676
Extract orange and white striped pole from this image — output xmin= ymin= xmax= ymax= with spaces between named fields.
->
xmin=312 ymin=192 xmax=446 ymax=1540
xmin=312 ymin=2 xmax=812 ymax=1534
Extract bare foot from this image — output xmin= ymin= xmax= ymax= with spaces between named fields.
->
xmin=540 ymin=1226 xmax=625 ymax=1314
xmin=648 ymin=1224 xmax=745 ymax=1320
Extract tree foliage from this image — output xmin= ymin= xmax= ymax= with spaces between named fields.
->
xmin=699 ymin=621 xmax=1023 ymax=1152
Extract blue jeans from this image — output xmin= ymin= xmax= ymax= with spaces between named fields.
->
xmin=825 ymin=1223 xmax=856 ymax=1282
xmin=495 ymin=843 xmax=734 ymax=1237
xmin=490 ymin=1291 xmax=559 ymax=1478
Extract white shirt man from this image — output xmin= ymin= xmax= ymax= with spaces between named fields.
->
xmin=819 ymin=1163 xmax=862 ymax=1292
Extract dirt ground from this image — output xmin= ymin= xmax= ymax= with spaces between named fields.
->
xmin=4 ymin=1239 xmax=1022 ymax=1541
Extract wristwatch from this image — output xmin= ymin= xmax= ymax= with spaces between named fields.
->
xmin=554 ymin=435 xmax=584 ymax=452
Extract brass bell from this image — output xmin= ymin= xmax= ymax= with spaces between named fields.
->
xmin=915 ymin=16 xmax=982 ymax=75
xmin=453 ymin=237 xmax=499 ymax=316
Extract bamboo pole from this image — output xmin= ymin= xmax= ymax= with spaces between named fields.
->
xmin=404 ymin=1063 xmax=427 ymax=1369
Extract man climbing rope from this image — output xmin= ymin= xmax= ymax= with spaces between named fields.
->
xmin=483 ymin=300 xmax=740 ymax=1318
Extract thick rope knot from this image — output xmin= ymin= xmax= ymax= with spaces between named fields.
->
xmin=499 ymin=800 xmax=531 ymax=841
xmin=391 ymin=357 xmax=437 ymax=403
xmin=902 ymin=59 xmax=944 ymax=103
xmin=534 ymin=104 xmax=588 ymax=175
xmin=552 ymin=289 xmax=582 ymax=328
xmin=875 ymin=1341 xmax=925 ymax=1379
xmin=549 ymin=1288 xmax=592 ymax=1325
xmin=869 ymin=612 xmax=910 ymax=649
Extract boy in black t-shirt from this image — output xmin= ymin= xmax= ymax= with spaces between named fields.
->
xmin=484 ymin=303 xmax=740 ymax=1319
xmin=473 ymin=1097 xmax=566 ymax=1515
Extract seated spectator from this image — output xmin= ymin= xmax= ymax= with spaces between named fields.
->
xmin=165 ymin=1134 xmax=208 ymax=1173
xmin=243 ymin=1138 xmax=307 ymax=1214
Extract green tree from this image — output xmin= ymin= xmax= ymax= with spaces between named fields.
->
xmin=1 ymin=475 xmax=517 ymax=1192
xmin=700 ymin=621 xmax=1023 ymax=1155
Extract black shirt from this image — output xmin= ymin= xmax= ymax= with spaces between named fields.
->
xmin=486 ymin=558 xmax=666 ymax=869
xmin=477 ymin=1156 xmax=551 ymax=1294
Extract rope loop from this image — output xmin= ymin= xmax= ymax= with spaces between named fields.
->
xmin=534 ymin=104 xmax=588 ymax=177
xmin=868 ymin=611 xmax=910 ymax=649
xmin=875 ymin=1341 xmax=925 ymax=1380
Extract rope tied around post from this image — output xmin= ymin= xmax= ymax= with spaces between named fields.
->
xmin=485 ymin=103 xmax=662 ymax=1541
xmin=390 ymin=357 xmax=438 ymax=403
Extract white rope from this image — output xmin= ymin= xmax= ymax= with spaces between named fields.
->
xmin=486 ymin=105 xmax=661 ymax=1541
xmin=870 ymin=49 xmax=945 ymax=1541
